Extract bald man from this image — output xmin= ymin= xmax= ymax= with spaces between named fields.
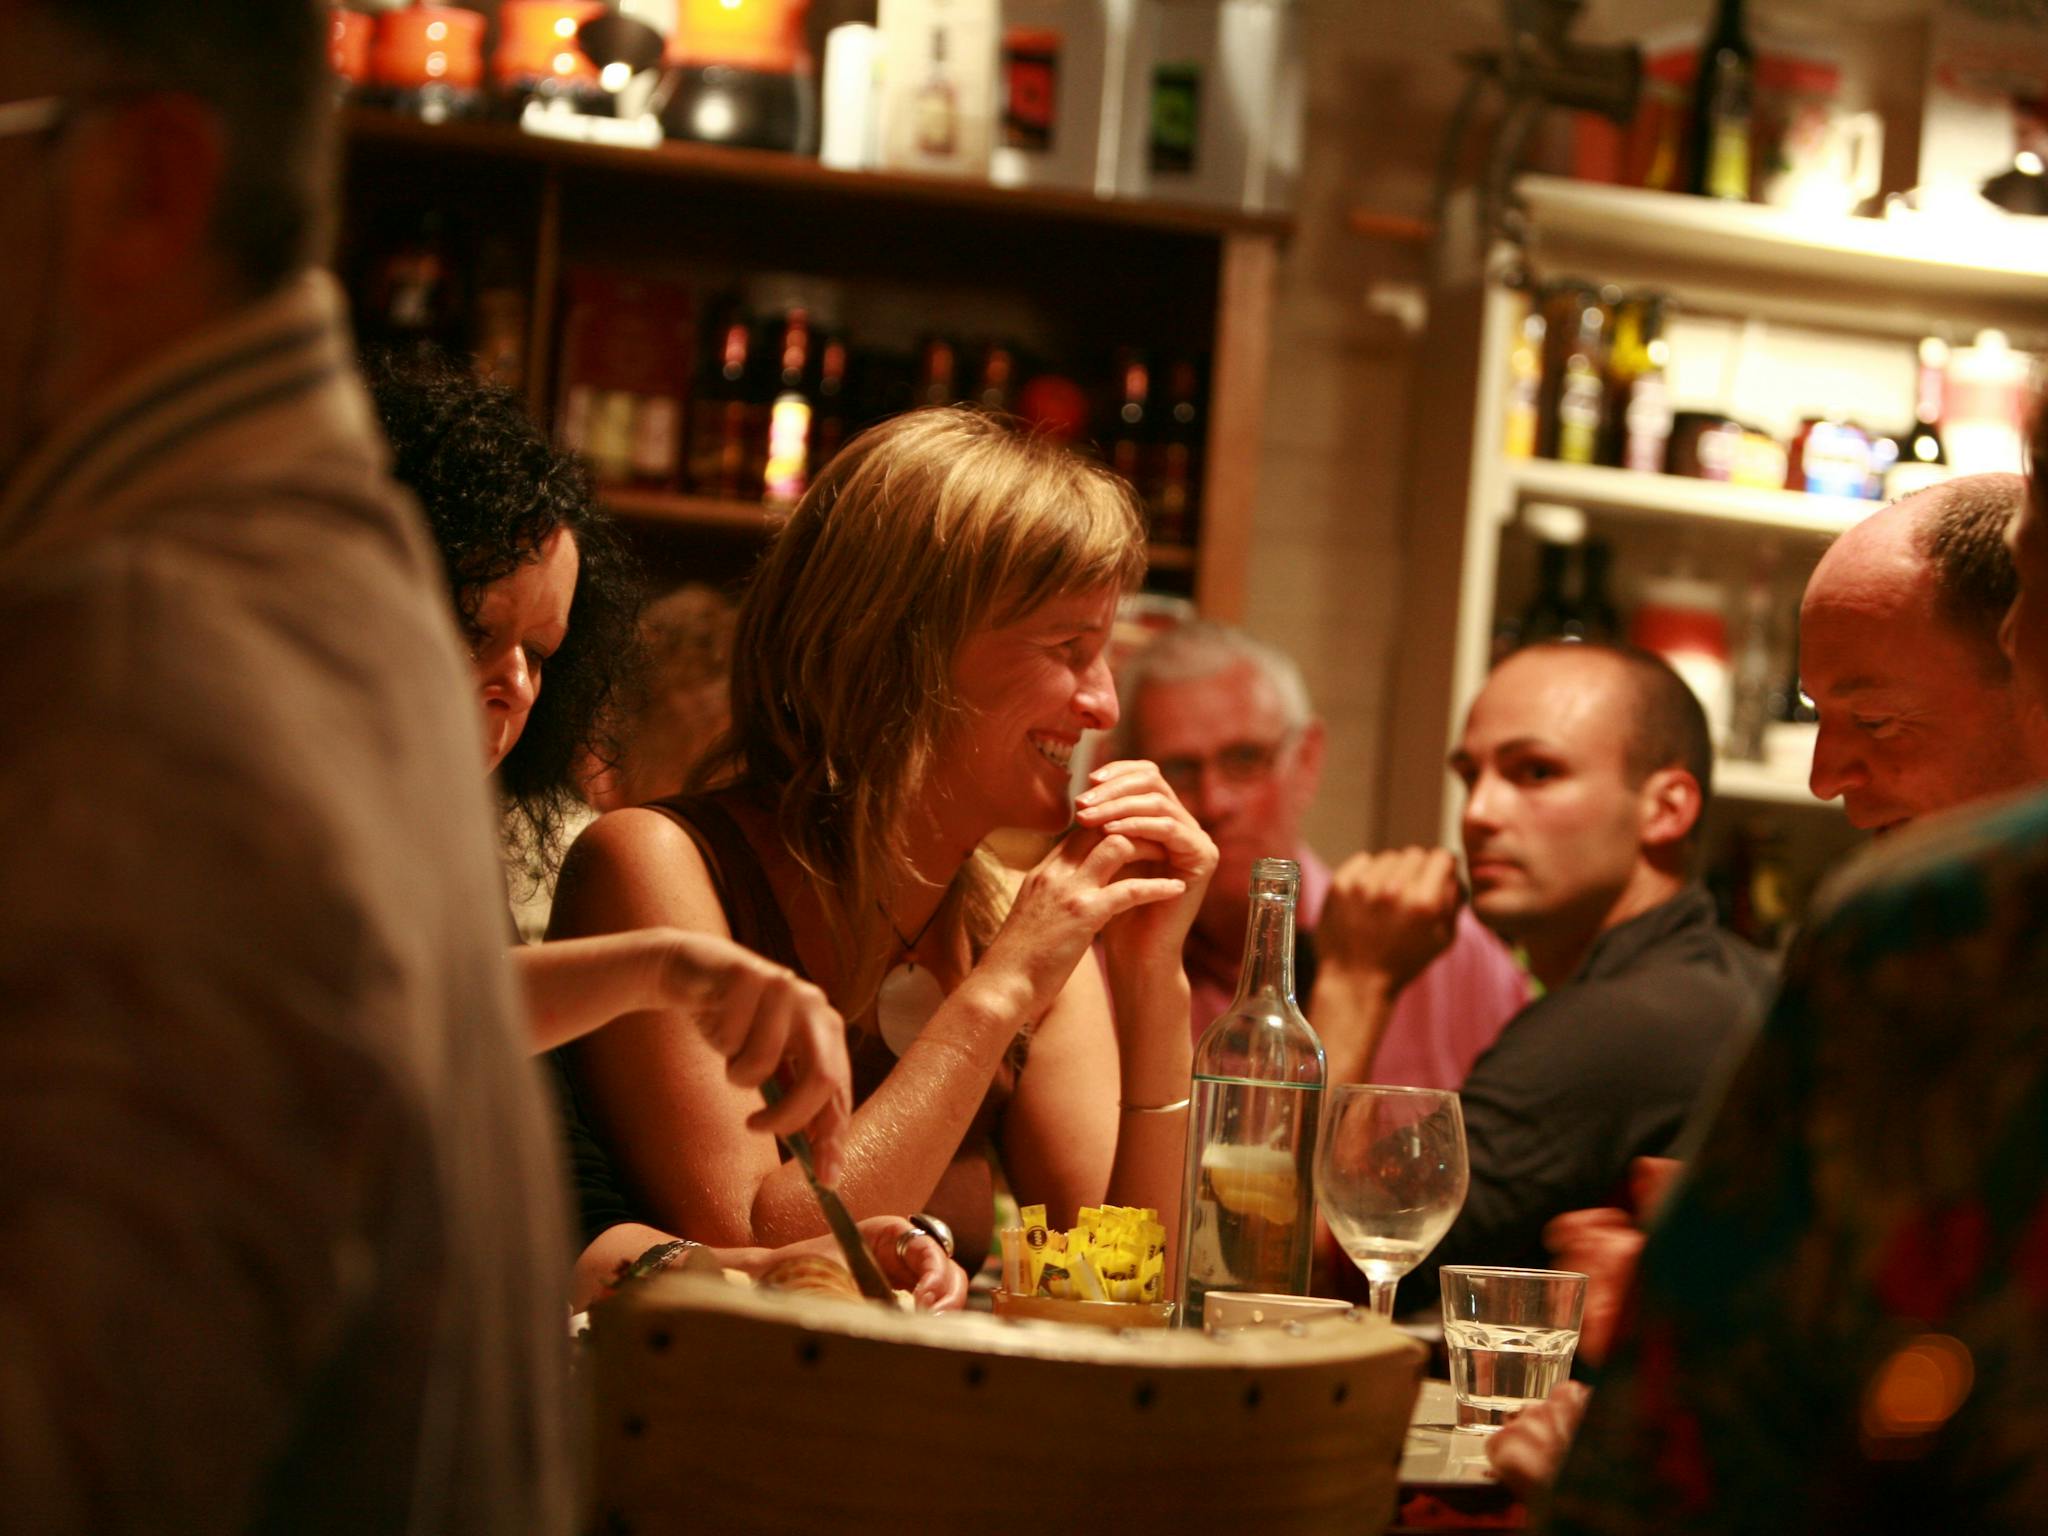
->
xmin=1393 ymin=642 xmax=1774 ymax=1309
xmin=1801 ymin=474 xmax=2048 ymax=832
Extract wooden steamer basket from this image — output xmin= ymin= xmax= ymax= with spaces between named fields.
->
xmin=585 ymin=1276 xmax=1427 ymax=1535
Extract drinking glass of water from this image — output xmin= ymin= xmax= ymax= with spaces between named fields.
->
xmin=1440 ymin=1266 xmax=1587 ymax=1431
xmin=1313 ymin=1084 xmax=1468 ymax=1317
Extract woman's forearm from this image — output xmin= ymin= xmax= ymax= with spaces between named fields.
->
xmin=1104 ymin=958 xmax=1192 ymax=1291
xmin=514 ymin=932 xmax=672 ymax=1054
xmin=743 ymin=970 xmax=1028 ymax=1243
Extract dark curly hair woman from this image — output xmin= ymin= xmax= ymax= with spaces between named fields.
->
xmin=361 ymin=349 xmax=966 ymax=1313
xmin=364 ymin=349 xmax=641 ymax=880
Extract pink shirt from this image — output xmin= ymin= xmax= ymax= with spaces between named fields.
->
xmin=1186 ymin=848 xmax=1529 ymax=1091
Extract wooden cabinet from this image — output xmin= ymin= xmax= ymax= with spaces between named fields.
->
xmin=1383 ymin=174 xmax=2048 ymax=931
xmin=335 ymin=107 xmax=1287 ymax=617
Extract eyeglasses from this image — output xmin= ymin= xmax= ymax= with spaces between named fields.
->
xmin=1155 ymin=731 xmax=1300 ymax=796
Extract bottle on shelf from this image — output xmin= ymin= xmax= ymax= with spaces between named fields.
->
xmin=1501 ymin=272 xmax=1545 ymax=461
xmin=1577 ymin=538 xmax=1621 ymax=643
xmin=1727 ymin=550 xmax=1779 ymax=763
xmin=1540 ymin=283 xmax=1610 ymax=466
xmin=1150 ymin=358 xmax=1203 ymax=547
xmin=1109 ymin=347 xmax=1151 ymax=492
xmin=915 ymin=335 xmax=959 ymax=408
xmin=1519 ymin=539 xmax=1583 ymax=645
xmin=762 ymin=305 xmax=816 ymax=508
xmin=1604 ymin=292 xmax=1673 ymax=474
xmin=811 ymin=331 xmax=852 ymax=473
xmin=1687 ymin=0 xmax=1755 ymax=201
xmin=975 ymin=341 xmax=1017 ymax=413
xmin=914 ymin=26 xmax=959 ymax=157
xmin=628 ymin=394 xmax=683 ymax=492
xmin=1178 ymin=857 xmax=1326 ymax=1330
xmin=470 ymin=234 xmax=527 ymax=392
xmin=687 ymin=305 xmax=766 ymax=501
xmin=364 ymin=207 xmax=459 ymax=356
xmin=1885 ymin=336 xmax=1953 ymax=500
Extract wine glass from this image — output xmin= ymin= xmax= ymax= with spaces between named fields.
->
xmin=1314 ymin=1084 xmax=1469 ymax=1317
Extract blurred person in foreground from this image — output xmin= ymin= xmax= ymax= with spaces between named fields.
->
xmin=1392 ymin=641 xmax=1774 ymax=1311
xmin=1107 ymin=621 xmax=1528 ymax=1089
xmin=1548 ymin=472 xmax=2048 ymax=1371
xmin=548 ymin=407 xmax=1216 ymax=1274
xmin=1494 ymin=434 xmax=2048 ymax=1530
xmin=0 ymin=4 xmax=570 ymax=1529
xmin=369 ymin=351 xmax=962 ymax=1312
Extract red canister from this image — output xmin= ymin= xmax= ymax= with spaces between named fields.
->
xmin=374 ymin=5 xmax=487 ymax=92
xmin=328 ymin=8 xmax=375 ymax=89
xmin=495 ymin=1 xmax=609 ymax=90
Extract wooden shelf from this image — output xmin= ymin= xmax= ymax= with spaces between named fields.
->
xmin=1716 ymin=758 xmax=1839 ymax=810
xmin=1517 ymin=173 xmax=2048 ymax=341
xmin=601 ymin=487 xmax=787 ymax=532
xmin=343 ymin=107 xmax=1294 ymax=242
xmin=602 ymin=488 xmax=1200 ymax=572
xmin=1505 ymin=460 xmax=1873 ymax=539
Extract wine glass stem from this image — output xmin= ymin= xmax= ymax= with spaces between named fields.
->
xmin=1368 ymin=1279 xmax=1397 ymax=1318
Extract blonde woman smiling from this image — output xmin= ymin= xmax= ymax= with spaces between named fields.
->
xmin=548 ymin=408 xmax=1215 ymax=1273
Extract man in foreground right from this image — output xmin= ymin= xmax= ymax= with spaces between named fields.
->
xmin=1504 ymin=462 xmax=2048 ymax=1532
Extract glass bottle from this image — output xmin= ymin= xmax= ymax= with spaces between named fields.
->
xmin=1541 ymin=283 xmax=1609 ymax=466
xmin=1687 ymin=0 xmax=1754 ymax=201
xmin=1502 ymin=275 xmax=1545 ymax=461
xmin=1885 ymin=337 xmax=1952 ymax=500
xmin=762 ymin=306 xmax=814 ymax=507
xmin=1577 ymin=539 xmax=1621 ymax=643
xmin=914 ymin=27 xmax=958 ymax=157
xmin=1177 ymin=858 xmax=1326 ymax=1329
xmin=1518 ymin=540 xmax=1580 ymax=645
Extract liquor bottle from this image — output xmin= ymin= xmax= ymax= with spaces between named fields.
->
xmin=628 ymin=395 xmax=682 ymax=491
xmin=470 ymin=235 xmax=527 ymax=392
xmin=687 ymin=306 xmax=762 ymax=500
xmin=1605 ymin=293 xmax=1673 ymax=473
xmin=1178 ymin=858 xmax=1326 ymax=1329
xmin=1150 ymin=358 xmax=1202 ymax=546
xmin=1687 ymin=0 xmax=1754 ymax=201
xmin=762 ymin=306 xmax=814 ymax=507
xmin=811 ymin=331 xmax=851 ymax=473
xmin=976 ymin=341 xmax=1017 ymax=413
xmin=1577 ymin=539 xmax=1621 ymax=642
xmin=1502 ymin=276 xmax=1545 ymax=461
xmin=1109 ymin=348 xmax=1150 ymax=490
xmin=1541 ymin=284 xmax=1609 ymax=466
xmin=914 ymin=27 xmax=958 ymax=157
xmin=915 ymin=335 xmax=959 ymax=408
xmin=1885 ymin=337 xmax=1952 ymax=500
xmin=1518 ymin=540 xmax=1581 ymax=644
xmin=1727 ymin=554 xmax=1778 ymax=762
xmin=366 ymin=208 xmax=458 ymax=355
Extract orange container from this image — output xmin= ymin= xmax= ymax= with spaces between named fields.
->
xmin=328 ymin=8 xmax=375 ymax=87
xmin=668 ymin=0 xmax=809 ymax=73
xmin=374 ymin=5 xmax=486 ymax=91
xmin=495 ymin=0 xmax=608 ymax=87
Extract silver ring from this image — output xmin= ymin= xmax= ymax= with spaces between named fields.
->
xmin=897 ymin=1212 xmax=955 ymax=1262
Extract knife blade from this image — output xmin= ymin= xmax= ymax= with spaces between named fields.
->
xmin=759 ymin=1078 xmax=898 ymax=1303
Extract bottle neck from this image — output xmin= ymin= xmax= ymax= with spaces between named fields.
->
xmin=1233 ymin=891 xmax=1299 ymax=1007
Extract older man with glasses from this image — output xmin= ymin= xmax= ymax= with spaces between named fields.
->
xmin=1109 ymin=620 xmax=1528 ymax=1090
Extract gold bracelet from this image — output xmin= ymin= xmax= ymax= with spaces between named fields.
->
xmin=1120 ymin=1097 xmax=1192 ymax=1114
